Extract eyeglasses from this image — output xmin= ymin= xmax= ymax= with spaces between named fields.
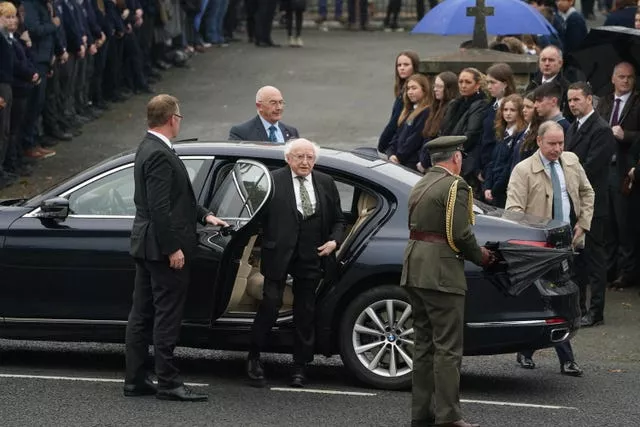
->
xmin=262 ymin=100 xmax=286 ymax=107
xmin=173 ymin=113 xmax=184 ymax=119
xmin=291 ymin=154 xmax=315 ymax=162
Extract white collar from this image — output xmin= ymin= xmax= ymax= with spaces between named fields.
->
xmin=539 ymin=151 xmax=556 ymax=167
xmin=614 ymin=92 xmax=631 ymax=103
xmin=559 ymin=7 xmax=578 ymax=19
xmin=578 ymin=109 xmax=595 ymax=127
xmin=291 ymin=170 xmax=311 ymax=182
xmin=506 ymin=125 xmax=517 ymax=136
xmin=541 ymin=74 xmax=557 ymax=84
xmin=147 ymin=130 xmax=172 ymax=149
xmin=259 ymin=114 xmax=279 ymax=131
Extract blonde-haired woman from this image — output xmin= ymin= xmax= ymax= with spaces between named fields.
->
xmin=386 ymin=73 xmax=433 ymax=171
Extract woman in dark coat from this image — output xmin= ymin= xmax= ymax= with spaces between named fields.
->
xmin=386 ymin=73 xmax=432 ymax=171
xmin=440 ymin=67 xmax=489 ymax=188
xmin=377 ymin=50 xmax=420 ymax=156
xmin=417 ymin=70 xmax=458 ymax=172
xmin=483 ymin=94 xmax=525 ymax=208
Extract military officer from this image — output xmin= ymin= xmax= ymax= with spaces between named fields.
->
xmin=401 ymin=136 xmax=494 ymax=427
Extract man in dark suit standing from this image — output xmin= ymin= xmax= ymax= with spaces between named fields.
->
xmin=229 ymin=85 xmax=299 ymax=143
xmin=566 ymin=82 xmax=616 ymax=327
xmin=124 ymin=94 xmax=228 ymax=401
xmin=526 ymin=46 xmax=574 ymax=122
xmin=247 ymin=138 xmax=346 ymax=388
xmin=596 ymin=62 xmax=640 ymax=290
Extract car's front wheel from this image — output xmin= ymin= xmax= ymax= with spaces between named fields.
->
xmin=339 ymin=285 xmax=414 ymax=390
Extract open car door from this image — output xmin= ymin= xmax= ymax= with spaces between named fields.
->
xmin=185 ymin=159 xmax=273 ymax=323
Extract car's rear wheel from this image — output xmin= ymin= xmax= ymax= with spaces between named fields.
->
xmin=339 ymin=285 xmax=414 ymax=390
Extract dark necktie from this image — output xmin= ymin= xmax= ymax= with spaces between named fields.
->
xmin=268 ymin=125 xmax=277 ymax=143
xmin=296 ymin=176 xmax=314 ymax=218
xmin=550 ymin=161 xmax=564 ymax=221
xmin=611 ymin=98 xmax=621 ymax=126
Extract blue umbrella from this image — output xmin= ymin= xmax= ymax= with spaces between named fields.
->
xmin=411 ymin=0 xmax=557 ymax=36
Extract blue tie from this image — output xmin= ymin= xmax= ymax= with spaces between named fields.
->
xmin=268 ymin=125 xmax=277 ymax=143
xmin=550 ymin=161 xmax=564 ymax=221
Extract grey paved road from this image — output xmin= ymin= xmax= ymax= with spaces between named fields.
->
xmin=2 ymin=22 xmax=640 ymax=427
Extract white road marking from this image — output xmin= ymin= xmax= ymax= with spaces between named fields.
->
xmin=0 ymin=373 xmax=208 ymax=387
xmin=462 ymin=399 xmax=578 ymax=410
xmin=270 ymin=387 xmax=376 ymax=396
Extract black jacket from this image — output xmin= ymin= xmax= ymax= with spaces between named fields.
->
xmin=260 ymin=166 xmax=346 ymax=280
xmin=385 ymin=107 xmax=429 ymax=170
xmin=23 ymin=0 xmax=59 ymax=64
xmin=11 ymin=37 xmax=38 ymax=98
xmin=0 ymin=30 xmax=13 ymax=85
xmin=228 ymin=115 xmax=299 ymax=142
xmin=130 ymin=132 xmax=210 ymax=260
xmin=596 ymin=91 xmax=640 ymax=177
xmin=378 ymin=95 xmax=403 ymax=153
xmin=565 ymin=111 xmax=616 ymax=218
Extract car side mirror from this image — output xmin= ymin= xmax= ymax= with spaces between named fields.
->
xmin=39 ymin=197 xmax=70 ymax=221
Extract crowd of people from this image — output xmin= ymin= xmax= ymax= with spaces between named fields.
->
xmin=376 ymin=21 xmax=640 ymax=334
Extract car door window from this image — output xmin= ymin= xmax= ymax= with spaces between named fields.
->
xmin=66 ymin=159 xmax=209 ymax=217
xmin=209 ymin=160 xmax=272 ymax=225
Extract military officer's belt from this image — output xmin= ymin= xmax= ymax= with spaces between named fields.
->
xmin=409 ymin=231 xmax=447 ymax=244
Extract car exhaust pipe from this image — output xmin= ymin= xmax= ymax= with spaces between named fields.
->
xmin=550 ymin=327 xmax=570 ymax=343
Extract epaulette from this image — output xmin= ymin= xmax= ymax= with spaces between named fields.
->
xmin=445 ymin=178 xmax=475 ymax=253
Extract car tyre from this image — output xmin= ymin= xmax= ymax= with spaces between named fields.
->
xmin=339 ymin=285 xmax=414 ymax=390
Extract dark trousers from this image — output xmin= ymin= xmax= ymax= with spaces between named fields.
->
xmin=224 ymin=0 xmax=239 ymax=38
xmin=521 ymin=340 xmax=575 ymax=365
xmin=104 ymin=36 xmax=124 ymax=100
xmin=125 ymin=259 xmax=190 ymax=389
xmin=245 ymin=0 xmax=258 ymax=41
xmin=576 ymin=217 xmax=607 ymax=319
xmin=250 ymin=275 xmax=318 ymax=364
xmin=405 ymin=287 xmax=465 ymax=425
xmin=74 ymin=55 xmax=88 ymax=113
xmin=581 ymin=0 xmax=595 ymax=16
xmin=284 ymin=7 xmax=303 ymax=37
xmin=416 ymin=0 xmax=438 ymax=21
xmin=139 ymin=13 xmax=156 ymax=75
xmin=255 ymin=0 xmax=278 ymax=43
xmin=43 ymin=61 xmax=67 ymax=135
xmin=91 ymin=41 xmax=109 ymax=106
xmin=347 ymin=0 xmax=368 ymax=26
xmin=384 ymin=0 xmax=401 ymax=28
xmin=605 ymin=166 xmax=635 ymax=282
xmin=0 ymin=83 xmax=12 ymax=172
xmin=122 ymin=32 xmax=147 ymax=91
xmin=5 ymin=93 xmax=28 ymax=171
xmin=21 ymin=63 xmax=49 ymax=150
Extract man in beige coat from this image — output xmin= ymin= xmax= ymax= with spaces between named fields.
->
xmin=506 ymin=120 xmax=594 ymax=377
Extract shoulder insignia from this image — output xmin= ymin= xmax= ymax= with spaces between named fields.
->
xmin=445 ymin=178 xmax=475 ymax=253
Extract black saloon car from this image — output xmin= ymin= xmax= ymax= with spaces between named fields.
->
xmin=0 ymin=143 xmax=580 ymax=390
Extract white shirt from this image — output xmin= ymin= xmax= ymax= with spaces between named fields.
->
xmin=541 ymin=74 xmax=557 ymax=84
xmin=610 ymin=92 xmax=631 ymax=125
xmin=577 ymin=109 xmax=595 ymax=129
xmin=147 ymin=130 xmax=172 ymax=150
xmin=259 ymin=115 xmax=284 ymax=143
xmin=291 ymin=171 xmax=317 ymax=215
xmin=539 ymin=152 xmax=570 ymax=223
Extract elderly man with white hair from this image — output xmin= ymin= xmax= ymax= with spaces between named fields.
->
xmin=247 ymin=138 xmax=346 ymax=388
xmin=228 ymin=86 xmax=300 ymax=143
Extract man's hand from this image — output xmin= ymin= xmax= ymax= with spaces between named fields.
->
xmin=121 ymin=8 xmax=130 ymax=19
xmin=612 ymin=125 xmax=624 ymax=140
xmin=59 ymin=51 xmax=69 ymax=63
xmin=31 ymin=73 xmax=40 ymax=83
xmin=169 ymin=249 xmax=185 ymax=270
xmin=317 ymin=240 xmax=337 ymax=256
xmin=89 ymin=44 xmax=97 ymax=55
xmin=480 ymin=247 xmax=495 ymax=267
xmin=52 ymin=16 xmax=61 ymax=27
xmin=484 ymin=189 xmax=493 ymax=202
xmin=572 ymin=225 xmax=585 ymax=250
xmin=389 ymin=155 xmax=399 ymax=164
xmin=205 ymin=214 xmax=229 ymax=227
xmin=78 ymin=44 xmax=86 ymax=58
xmin=0 ymin=97 xmax=5 ymax=109
xmin=416 ymin=162 xmax=425 ymax=173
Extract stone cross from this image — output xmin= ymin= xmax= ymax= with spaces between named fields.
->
xmin=466 ymin=0 xmax=495 ymax=49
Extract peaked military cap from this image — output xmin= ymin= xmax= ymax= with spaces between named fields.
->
xmin=425 ymin=136 xmax=467 ymax=154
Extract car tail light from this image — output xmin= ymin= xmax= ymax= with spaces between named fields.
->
xmin=507 ymin=239 xmax=553 ymax=248
xmin=545 ymin=317 xmax=567 ymax=325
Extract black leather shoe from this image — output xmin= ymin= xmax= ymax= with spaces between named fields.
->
xmin=290 ymin=365 xmax=306 ymax=388
xmin=266 ymin=40 xmax=281 ymax=47
xmin=561 ymin=361 xmax=583 ymax=377
xmin=156 ymin=385 xmax=208 ymax=402
xmin=123 ymin=377 xmax=157 ymax=397
xmin=516 ymin=352 xmax=535 ymax=369
xmin=247 ymin=358 xmax=266 ymax=387
xmin=50 ymin=130 xmax=73 ymax=141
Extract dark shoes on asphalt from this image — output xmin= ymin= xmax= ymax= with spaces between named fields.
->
xmin=156 ymin=385 xmax=208 ymax=402
xmin=247 ymin=357 xmax=266 ymax=388
xmin=290 ymin=365 xmax=306 ymax=388
xmin=580 ymin=314 xmax=604 ymax=328
xmin=123 ymin=377 xmax=157 ymax=397
xmin=516 ymin=352 xmax=535 ymax=369
xmin=561 ymin=361 xmax=583 ymax=377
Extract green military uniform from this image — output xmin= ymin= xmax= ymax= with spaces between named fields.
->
xmin=400 ymin=136 xmax=484 ymax=426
